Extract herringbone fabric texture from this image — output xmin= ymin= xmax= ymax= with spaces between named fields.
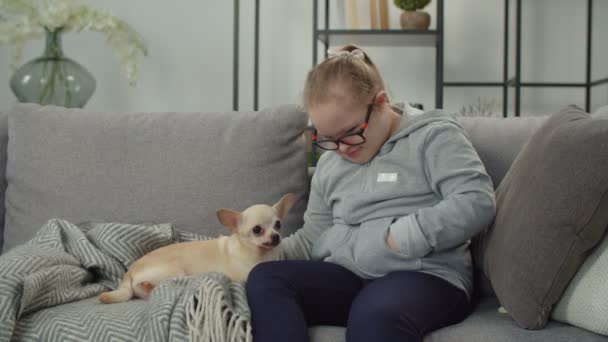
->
xmin=0 ymin=218 xmax=252 ymax=342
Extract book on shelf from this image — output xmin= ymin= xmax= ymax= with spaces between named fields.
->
xmin=344 ymin=0 xmax=390 ymax=30
xmin=347 ymin=0 xmax=358 ymax=29
xmin=378 ymin=0 xmax=389 ymax=29
xmin=369 ymin=0 xmax=379 ymax=29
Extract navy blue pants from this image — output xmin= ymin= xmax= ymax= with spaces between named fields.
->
xmin=246 ymin=260 xmax=472 ymax=342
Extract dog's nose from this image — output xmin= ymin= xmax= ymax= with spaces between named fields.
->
xmin=271 ymin=234 xmax=280 ymax=246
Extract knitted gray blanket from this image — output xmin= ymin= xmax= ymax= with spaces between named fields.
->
xmin=0 ymin=218 xmax=252 ymax=342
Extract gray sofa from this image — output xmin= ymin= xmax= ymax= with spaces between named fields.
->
xmin=0 ymin=103 xmax=606 ymax=341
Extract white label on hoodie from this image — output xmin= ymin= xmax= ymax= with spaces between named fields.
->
xmin=377 ymin=173 xmax=398 ymax=182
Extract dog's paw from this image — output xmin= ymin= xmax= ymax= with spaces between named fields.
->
xmin=98 ymin=292 xmax=113 ymax=304
xmin=498 ymin=306 xmax=508 ymax=314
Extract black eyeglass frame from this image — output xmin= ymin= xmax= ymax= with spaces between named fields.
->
xmin=312 ymin=101 xmax=374 ymax=151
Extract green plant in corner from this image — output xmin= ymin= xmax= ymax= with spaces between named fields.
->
xmin=457 ymin=97 xmax=497 ymax=117
xmin=0 ymin=0 xmax=148 ymax=107
xmin=394 ymin=0 xmax=431 ymax=12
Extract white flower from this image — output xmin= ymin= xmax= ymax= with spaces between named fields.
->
xmin=39 ymin=0 xmax=77 ymax=30
xmin=0 ymin=0 xmax=148 ymax=85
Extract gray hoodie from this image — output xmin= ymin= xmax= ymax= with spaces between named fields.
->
xmin=281 ymin=105 xmax=496 ymax=298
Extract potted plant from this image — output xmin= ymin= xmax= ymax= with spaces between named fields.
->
xmin=394 ymin=0 xmax=431 ymax=30
xmin=0 ymin=0 xmax=148 ymax=108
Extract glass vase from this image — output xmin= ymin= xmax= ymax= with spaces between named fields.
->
xmin=10 ymin=27 xmax=96 ymax=108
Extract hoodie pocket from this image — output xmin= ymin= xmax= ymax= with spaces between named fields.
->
xmin=353 ymin=218 xmax=421 ymax=278
xmin=311 ymin=224 xmax=352 ymax=260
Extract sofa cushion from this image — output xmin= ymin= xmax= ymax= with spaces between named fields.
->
xmin=424 ymin=297 xmax=608 ymax=342
xmin=308 ymin=298 xmax=608 ymax=342
xmin=551 ymin=108 xmax=608 ymax=335
xmin=476 ymin=105 xmax=608 ymax=329
xmin=552 ymin=232 xmax=608 ymax=336
xmin=309 ymin=326 xmax=346 ymax=342
xmin=2 ymin=103 xmax=309 ymax=253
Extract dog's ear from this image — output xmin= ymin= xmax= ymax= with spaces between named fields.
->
xmin=273 ymin=193 xmax=296 ymax=219
xmin=216 ymin=208 xmax=241 ymax=232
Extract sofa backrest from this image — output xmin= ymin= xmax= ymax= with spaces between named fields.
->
xmin=0 ymin=104 xmax=310 ymax=253
xmin=0 ymin=104 xmax=548 ymax=254
xmin=457 ymin=115 xmax=548 ymax=189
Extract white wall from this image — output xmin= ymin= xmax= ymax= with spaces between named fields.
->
xmin=0 ymin=0 xmax=606 ymax=116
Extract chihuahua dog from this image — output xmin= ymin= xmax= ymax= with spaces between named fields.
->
xmin=98 ymin=193 xmax=295 ymax=304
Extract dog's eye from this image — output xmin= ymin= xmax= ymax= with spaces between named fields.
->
xmin=252 ymin=225 xmax=263 ymax=235
xmin=274 ymin=221 xmax=281 ymax=230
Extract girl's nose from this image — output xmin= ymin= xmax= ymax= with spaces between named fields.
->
xmin=338 ymin=142 xmax=352 ymax=153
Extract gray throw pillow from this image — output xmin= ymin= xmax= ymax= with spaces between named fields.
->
xmin=3 ymin=103 xmax=310 ymax=253
xmin=476 ymin=105 xmax=608 ymax=329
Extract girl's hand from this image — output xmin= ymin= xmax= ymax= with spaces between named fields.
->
xmin=386 ymin=229 xmax=399 ymax=252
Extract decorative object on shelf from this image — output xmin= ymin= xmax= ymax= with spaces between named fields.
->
xmin=0 ymin=0 xmax=148 ymax=108
xmin=378 ymin=0 xmax=389 ymax=29
xmin=9 ymin=27 xmax=96 ymax=108
xmin=456 ymin=97 xmax=497 ymax=117
xmin=394 ymin=0 xmax=431 ymax=30
xmin=369 ymin=0 xmax=389 ymax=30
xmin=370 ymin=0 xmax=379 ymax=29
xmin=346 ymin=0 xmax=358 ymax=29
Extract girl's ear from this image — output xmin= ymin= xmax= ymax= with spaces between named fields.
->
xmin=373 ymin=90 xmax=389 ymax=106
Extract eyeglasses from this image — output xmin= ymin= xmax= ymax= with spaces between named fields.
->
xmin=312 ymin=101 xmax=374 ymax=151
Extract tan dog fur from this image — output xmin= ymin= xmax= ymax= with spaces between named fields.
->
xmin=98 ymin=193 xmax=295 ymax=304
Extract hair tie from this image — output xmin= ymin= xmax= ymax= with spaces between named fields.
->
xmin=327 ymin=48 xmax=365 ymax=60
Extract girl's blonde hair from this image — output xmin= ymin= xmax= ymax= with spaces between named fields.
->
xmin=303 ymin=44 xmax=385 ymax=110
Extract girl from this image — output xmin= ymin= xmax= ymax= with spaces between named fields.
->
xmin=246 ymin=45 xmax=496 ymax=342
